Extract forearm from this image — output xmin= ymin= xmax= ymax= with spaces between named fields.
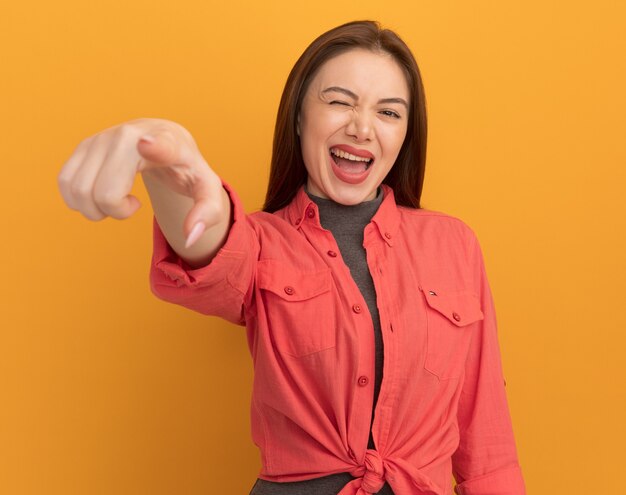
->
xmin=141 ymin=170 xmax=231 ymax=269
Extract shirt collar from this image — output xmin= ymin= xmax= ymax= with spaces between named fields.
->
xmin=286 ymin=184 xmax=401 ymax=246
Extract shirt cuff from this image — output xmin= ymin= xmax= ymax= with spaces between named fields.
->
xmin=454 ymin=465 xmax=526 ymax=495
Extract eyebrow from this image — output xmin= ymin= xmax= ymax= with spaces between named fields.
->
xmin=322 ymin=86 xmax=408 ymax=109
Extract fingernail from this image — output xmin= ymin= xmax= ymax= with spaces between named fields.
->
xmin=139 ymin=134 xmax=156 ymax=144
xmin=185 ymin=221 xmax=206 ymax=249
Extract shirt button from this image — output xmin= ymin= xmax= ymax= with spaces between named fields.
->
xmin=384 ymin=232 xmax=392 ymax=239
xmin=452 ymin=312 xmax=461 ymax=322
xmin=352 ymin=304 xmax=362 ymax=314
xmin=327 ymin=250 xmax=337 ymax=257
xmin=284 ymin=286 xmax=295 ymax=295
xmin=357 ymin=375 xmax=369 ymax=386
xmin=307 ymin=208 xmax=315 ymax=218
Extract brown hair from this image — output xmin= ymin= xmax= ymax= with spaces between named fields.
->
xmin=262 ymin=20 xmax=428 ymax=212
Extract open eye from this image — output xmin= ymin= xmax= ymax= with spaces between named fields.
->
xmin=380 ymin=110 xmax=401 ymax=119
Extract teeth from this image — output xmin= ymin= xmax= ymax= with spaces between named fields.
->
xmin=330 ymin=148 xmax=372 ymax=163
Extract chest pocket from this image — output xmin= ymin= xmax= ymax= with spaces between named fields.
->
xmin=257 ymin=260 xmax=336 ymax=358
xmin=419 ymin=286 xmax=484 ymax=380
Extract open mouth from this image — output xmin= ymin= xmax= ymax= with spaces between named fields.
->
xmin=329 ymin=147 xmax=374 ymax=174
xmin=328 ymin=147 xmax=375 ymax=185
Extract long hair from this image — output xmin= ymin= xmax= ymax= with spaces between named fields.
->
xmin=263 ymin=20 xmax=427 ymax=212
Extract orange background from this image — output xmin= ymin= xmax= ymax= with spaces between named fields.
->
xmin=1 ymin=1 xmax=625 ymax=494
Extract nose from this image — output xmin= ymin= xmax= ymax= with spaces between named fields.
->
xmin=345 ymin=109 xmax=374 ymax=142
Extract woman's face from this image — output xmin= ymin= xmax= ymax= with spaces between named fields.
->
xmin=298 ymin=48 xmax=410 ymax=205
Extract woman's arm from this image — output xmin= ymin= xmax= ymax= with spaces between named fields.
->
xmin=148 ymin=180 xmax=258 ymax=325
xmin=452 ymin=231 xmax=526 ymax=495
xmin=58 ymin=118 xmax=232 ymax=268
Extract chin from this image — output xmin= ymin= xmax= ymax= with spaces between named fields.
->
xmin=327 ymin=184 xmax=377 ymax=205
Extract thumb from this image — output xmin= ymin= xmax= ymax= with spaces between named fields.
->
xmin=181 ymin=171 xmax=228 ymax=248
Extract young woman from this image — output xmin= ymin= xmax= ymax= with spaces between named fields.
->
xmin=58 ymin=20 xmax=525 ymax=495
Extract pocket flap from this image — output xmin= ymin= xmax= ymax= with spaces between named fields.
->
xmin=257 ymin=261 xmax=332 ymax=301
xmin=421 ymin=287 xmax=484 ymax=326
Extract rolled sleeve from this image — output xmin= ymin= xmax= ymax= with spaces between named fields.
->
xmin=454 ymin=465 xmax=525 ymax=495
xmin=149 ymin=180 xmax=258 ymax=325
xmin=452 ymin=232 xmax=526 ymax=495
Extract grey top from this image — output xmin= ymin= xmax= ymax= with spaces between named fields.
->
xmin=250 ymin=187 xmax=394 ymax=495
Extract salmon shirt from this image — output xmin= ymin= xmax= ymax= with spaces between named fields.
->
xmin=149 ymin=182 xmax=526 ymax=495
